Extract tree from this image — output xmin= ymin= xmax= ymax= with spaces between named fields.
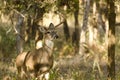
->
xmin=79 ymin=0 xmax=90 ymax=55
xmin=72 ymin=0 xmax=80 ymax=53
xmin=63 ymin=19 xmax=70 ymax=41
xmin=107 ymin=0 xmax=116 ymax=80
xmin=15 ymin=14 xmax=24 ymax=54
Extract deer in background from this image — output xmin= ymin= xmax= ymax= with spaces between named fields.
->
xmin=16 ymin=23 xmax=58 ymax=80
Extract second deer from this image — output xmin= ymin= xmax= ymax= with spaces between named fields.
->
xmin=16 ymin=23 xmax=58 ymax=80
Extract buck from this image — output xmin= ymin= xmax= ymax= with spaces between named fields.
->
xmin=16 ymin=23 xmax=58 ymax=80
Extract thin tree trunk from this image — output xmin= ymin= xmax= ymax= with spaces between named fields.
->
xmin=107 ymin=0 xmax=116 ymax=80
xmin=63 ymin=19 xmax=70 ymax=41
xmin=79 ymin=0 xmax=90 ymax=55
xmin=89 ymin=1 xmax=96 ymax=46
xmin=16 ymin=14 xmax=24 ymax=54
xmin=72 ymin=0 xmax=79 ymax=53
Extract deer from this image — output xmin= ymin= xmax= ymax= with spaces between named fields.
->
xmin=16 ymin=23 xmax=58 ymax=80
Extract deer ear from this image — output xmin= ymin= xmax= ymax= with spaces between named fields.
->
xmin=48 ymin=23 xmax=54 ymax=30
xmin=39 ymin=27 xmax=47 ymax=33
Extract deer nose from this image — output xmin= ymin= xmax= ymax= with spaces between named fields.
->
xmin=54 ymin=35 xmax=58 ymax=39
xmin=55 ymin=35 xmax=59 ymax=39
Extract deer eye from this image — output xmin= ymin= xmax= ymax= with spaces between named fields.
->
xmin=46 ymin=31 xmax=50 ymax=34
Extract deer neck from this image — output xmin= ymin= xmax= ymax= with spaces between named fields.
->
xmin=44 ymin=39 xmax=54 ymax=54
xmin=35 ymin=38 xmax=54 ymax=50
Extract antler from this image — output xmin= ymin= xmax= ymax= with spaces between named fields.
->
xmin=55 ymin=20 xmax=65 ymax=28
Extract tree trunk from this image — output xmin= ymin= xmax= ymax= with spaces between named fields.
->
xmin=16 ymin=14 xmax=24 ymax=54
xmin=89 ymin=1 xmax=97 ymax=46
xmin=107 ymin=0 xmax=116 ymax=80
xmin=63 ymin=19 xmax=70 ymax=41
xmin=72 ymin=0 xmax=80 ymax=53
xmin=79 ymin=0 xmax=90 ymax=55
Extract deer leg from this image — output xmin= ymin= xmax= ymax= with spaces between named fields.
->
xmin=44 ymin=72 xmax=50 ymax=80
xmin=38 ymin=74 xmax=44 ymax=80
xmin=38 ymin=72 xmax=50 ymax=80
xmin=17 ymin=66 xmax=21 ymax=74
xmin=17 ymin=66 xmax=22 ymax=78
xmin=17 ymin=66 xmax=27 ymax=80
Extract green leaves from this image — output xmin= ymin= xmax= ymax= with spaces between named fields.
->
xmin=0 ymin=26 xmax=16 ymax=56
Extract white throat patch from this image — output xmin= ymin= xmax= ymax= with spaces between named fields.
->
xmin=45 ymin=40 xmax=54 ymax=49
xmin=36 ymin=40 xmax=43 ymax=49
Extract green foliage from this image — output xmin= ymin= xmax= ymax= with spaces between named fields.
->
xmin=0 ymin=26 xmax=16 ymax=57
xmin=1 ymin=0 xmax=56 ymax=16
xmin=56 ymin=0 xmax=79 ymax=13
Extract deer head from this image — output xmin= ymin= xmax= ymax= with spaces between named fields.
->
xmin=36 ymin=23 xmax=58 ymax=49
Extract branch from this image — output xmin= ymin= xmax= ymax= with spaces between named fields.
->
xmin=54 ymin=12 xmax=66 ymax=28
xmin=6 ymin=27 xmax=12 ymax=34
xmin=12 ymin=9 xmax=25 ymax=18
xmin=55 ymin=20 xmax=65 ymax=28
xmin=14 ymin=28 xmax=25 ymax=41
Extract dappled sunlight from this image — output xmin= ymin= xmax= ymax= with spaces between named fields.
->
xmin=0 ymin=0 xmax=119 ymax=80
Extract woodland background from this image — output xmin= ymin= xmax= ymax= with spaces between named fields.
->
xmin=0 ymin=0 xmax=120 ymax=80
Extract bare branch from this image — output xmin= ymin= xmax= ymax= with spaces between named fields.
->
xmin=12 ymin=9 xmax=25 ymax=18
xmin=55 ymin=20 xmax=65 ymax=28
xmin=6 ymin=27 xmax=12 ymax=34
